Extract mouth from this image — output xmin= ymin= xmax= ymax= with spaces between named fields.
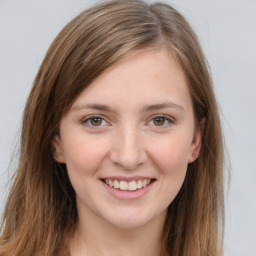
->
xmin=100 ymin=178 xmax=156 ymax=192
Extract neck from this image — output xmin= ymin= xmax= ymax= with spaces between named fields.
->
xmin=69 ymin=207 xmax=166 ymax=256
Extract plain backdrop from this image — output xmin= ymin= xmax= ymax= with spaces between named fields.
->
xmin=0 ymin=0 xmax=255 ymax=255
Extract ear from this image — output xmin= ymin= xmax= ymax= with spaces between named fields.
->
xmin=52 ymin=135 xmax=65 ymax=163
xmin=188 ymin=118 xmax=206 ymax=163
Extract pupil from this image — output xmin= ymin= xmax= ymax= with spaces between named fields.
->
xmin=91 ymin=117 xmax=102 ymax=126
xmin=154 ymin=117 xmax=165 ymax=126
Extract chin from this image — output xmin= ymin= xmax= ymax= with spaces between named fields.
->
xmin=108 ymin=217 xmax=150 ymax=230
xmin=101 ymin=206 xmax=165 ymax=230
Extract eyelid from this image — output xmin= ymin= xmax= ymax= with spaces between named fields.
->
xmin=147 ymin=114 xmax=175 ymax=127
xmin=80 ymin=114 xmax=175 ymax=129
xmin=81 ymin=114 xmax=110 ymax=128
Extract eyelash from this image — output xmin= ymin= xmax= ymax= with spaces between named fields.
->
xmin=81 ymin=114 xmax=174 ymax=128
xmin=81 ymin=115 xmax=108 ymax=128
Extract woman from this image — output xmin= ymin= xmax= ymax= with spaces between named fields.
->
xmin=0 ymin=0 xmax=225 ymax=255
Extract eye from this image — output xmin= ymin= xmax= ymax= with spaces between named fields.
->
xmin=82 ymin=115 xmax=108 ymax=128
xmin=148 ymin=115 xmax=173 ymax=127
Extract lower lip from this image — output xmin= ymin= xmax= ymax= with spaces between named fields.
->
xmin=101 ymin=181 xmax=155 ymax=200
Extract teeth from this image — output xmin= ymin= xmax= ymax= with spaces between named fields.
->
xmin=142 ymin=179 xmax=147 ymax=187
xmin=137 ymin=180 xmax=142 ymax=189
xmin=128 ymin=181 xmax=137 ymax=191
xmin=120 ymin=181 xmax=128 ymax=190
xmin=109 ymin=180 xmax=113 ymax=187
xmin=114 ymin=180 xmax=119 ymax=189
xmin=104 ymin=179 xmax=152 ymax=191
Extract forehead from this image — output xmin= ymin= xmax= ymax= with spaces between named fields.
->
xmin=71 ymin=47 xmax=192 ymax=112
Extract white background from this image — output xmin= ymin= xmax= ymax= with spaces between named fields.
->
xmin=0 ymin=0 xmax=255 ymax=255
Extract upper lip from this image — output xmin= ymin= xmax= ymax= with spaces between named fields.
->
xmin=100 ymin=176 xmax=156 ymax=182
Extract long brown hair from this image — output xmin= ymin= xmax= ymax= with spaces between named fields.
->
xmin=0 ymin=1 xmax=224 ymax=255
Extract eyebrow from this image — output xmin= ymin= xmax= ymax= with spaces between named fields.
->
xmin=142 ymin=102 xmax=185 ymax=112
xmin=71 ymin=103 xmax=115 ymax=112
xmin=71 ymin=102 xmax=185 ymax=113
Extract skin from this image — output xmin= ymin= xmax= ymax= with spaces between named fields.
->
xmin=52 ymin=47 xmax=203 ymax=256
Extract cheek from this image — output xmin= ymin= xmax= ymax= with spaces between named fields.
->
xmin=149 ymin=134 xmax=191 ymax=194
xmin=62 ymin=136 xmax=109 ymax=178
xmin=61 ymin=136 xmax=110 ymax=203
xmin=150 ymin=134 xmax=191 ymax=172
xmin=142 ymin=135 xmax=192 ymax=212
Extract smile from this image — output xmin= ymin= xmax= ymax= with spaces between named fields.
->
xmin=101 ymin=177 xmax=156 ymax=200
xmin=103 ymin=178 xmax=153 ymax=191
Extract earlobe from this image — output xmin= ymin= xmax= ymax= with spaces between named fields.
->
xmin=52 ymin=135 xmax=65 ymax=163
xmin=188 ymin=118 xmax=206 ymax=163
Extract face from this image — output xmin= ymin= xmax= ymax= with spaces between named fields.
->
xmin=53 ymin=48 xmax=203 ymax=230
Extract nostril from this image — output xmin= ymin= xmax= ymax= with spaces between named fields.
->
xmin=109 ymin=134 xmax=147 ymax=169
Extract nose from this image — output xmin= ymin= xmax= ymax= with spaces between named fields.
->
xmin=109 ymin=126 xmax=147 ymax=170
